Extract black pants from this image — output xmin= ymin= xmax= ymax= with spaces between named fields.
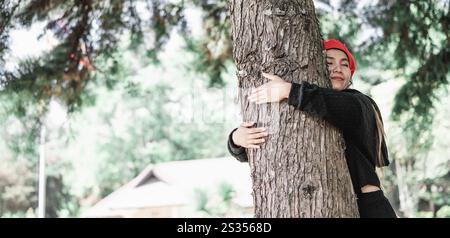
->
xmin=357 ymin=190 xmax=397 ymax=218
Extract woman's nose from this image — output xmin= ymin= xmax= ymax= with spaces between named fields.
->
xmin=333 ymin=65 xmax=342 ymax=73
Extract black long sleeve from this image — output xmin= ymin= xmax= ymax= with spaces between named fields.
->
xmin=288 ymin=81 xmax=364 ymax=136
xmin=227 ymin=128 xmax=249 ymax=162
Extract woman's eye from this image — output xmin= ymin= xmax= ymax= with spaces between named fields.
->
xmin=327 ymin=62 xmax=332 ymax=65
xmin=342 ymin=64 xmax=349 ymax=67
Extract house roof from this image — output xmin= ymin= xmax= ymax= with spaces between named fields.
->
xmin=83 ymin=157 xmax=253 ymax=217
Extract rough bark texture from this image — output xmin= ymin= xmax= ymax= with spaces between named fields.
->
xmin=229 ymin=0 xmax=359 ymax=218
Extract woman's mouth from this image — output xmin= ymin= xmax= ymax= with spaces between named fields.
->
xmin=331 ymin=76 xmax=344 ymax=81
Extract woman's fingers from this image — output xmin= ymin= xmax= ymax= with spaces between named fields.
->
xmin=245 ymin=138 xmax=266 ymax=148
xmin=251 ymin=86 xmax=267 ymax=95
xmin=249 ymin=138 xmax=265 ymax=144
xmin=249 ymin=84 xmax=285 ymax=104
xmin=242 ymin=128 xmax=269 ymax=148
xmin=240 ymin=121 xmax=255 ymax=127
xmin=249 ymin=132 xmax=269 ymax=139
xmin=262 ymin=72 xmax=282 ymax=81
xmin=249 ymin=89 xmax=267 ymax=98
xmin=252 ymin=97 xmax=268 ymax=104
xmin=249 ymin=91 xmax=268 ymax=103
xmin=255 ymin=98 xmax=270 ymax=104
xmin=261 ymin=72 xmax=276 ymax=80
xmin=246 ymin=144 xmax=260 ymax=149
xmin=248 ymin=127 xmax=266 ymax=134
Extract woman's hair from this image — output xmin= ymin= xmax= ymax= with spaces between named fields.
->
xmin=346 ymin=79 xmax=386 ymax=168
xmin=346 ymin=79 xmax=353 ymax=88
xmin=372 ymin=104 xmax=386 ymax=168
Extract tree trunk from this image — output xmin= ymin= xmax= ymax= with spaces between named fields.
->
xmin=395 ymin=157 xmax=418 ymax=217
xmin=229 ymin=0 xmax=359 ymax=217
xmin=386 ymin=159 xmax=401 ymax=214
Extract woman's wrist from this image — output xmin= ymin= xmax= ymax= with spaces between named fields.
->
xmin=285 ymin=82 xmax=292 ymax=99
xmin=231 ymin=129 xmax=241 ymax=147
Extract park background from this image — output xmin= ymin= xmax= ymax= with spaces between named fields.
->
xmin=0 ymin=0 xmax=449 ymax=218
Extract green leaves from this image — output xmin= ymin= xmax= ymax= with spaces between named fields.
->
xmin=392 ymin=46 xmax=450 ymax=150
xmin=1 ymin=0 xmax=234 ymax=110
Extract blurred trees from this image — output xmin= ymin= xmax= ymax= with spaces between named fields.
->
xmin=0 ymin=40 xmax=238 ymax=216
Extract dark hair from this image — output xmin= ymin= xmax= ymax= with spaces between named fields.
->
xmin=347 ymin=79 xmax=353 ymax=88
xmin=372 ymin=104 xmax=386 ymax=168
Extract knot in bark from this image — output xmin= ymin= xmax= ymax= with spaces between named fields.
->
xmin=301 ymin=184 xmax=317 ymax=200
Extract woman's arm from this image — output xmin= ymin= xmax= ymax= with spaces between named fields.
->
xmin=249 ymin=73 xmax=364 ymax=134
xmin=287 ymin=81 xmax=363 ymax=133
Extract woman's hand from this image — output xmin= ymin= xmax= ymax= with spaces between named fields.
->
xmin=248 ymin=72 xmax=292 ymax=104
xmin=232 ymin=122 xmax=268 ymax=149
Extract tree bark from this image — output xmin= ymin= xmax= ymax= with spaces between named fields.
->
xmin=229 ymin=0 xmax=359 ymax=217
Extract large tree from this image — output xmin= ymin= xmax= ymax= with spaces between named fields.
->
xmin=229 ymin=0 xmax=358 ymax=218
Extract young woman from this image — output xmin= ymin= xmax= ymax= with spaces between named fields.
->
xmin=227 ymin=39 xmax=397 ymax=218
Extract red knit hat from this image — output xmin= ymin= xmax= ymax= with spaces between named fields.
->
xmin=323 ymin=39 xmax=356 ymax=76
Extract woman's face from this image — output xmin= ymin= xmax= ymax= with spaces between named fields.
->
xmin=326 ymin=49 xmax=352 ymax=91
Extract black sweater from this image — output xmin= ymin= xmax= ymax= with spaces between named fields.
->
xmin=227 ymin=81 xmax=390 ymax=195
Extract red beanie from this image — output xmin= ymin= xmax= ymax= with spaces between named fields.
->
xmin=322 ymin=39 xmax=356 ymax=76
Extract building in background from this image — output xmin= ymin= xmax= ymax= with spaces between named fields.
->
xmin=83 ymin=158 xmax=253 ymax=218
